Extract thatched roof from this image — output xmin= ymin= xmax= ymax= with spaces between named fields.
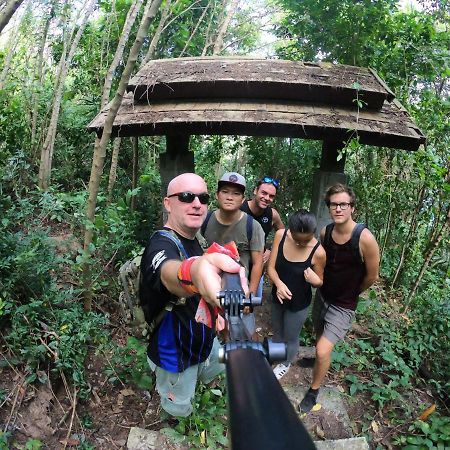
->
xmin=88 ymin=57 xmax=425 ymax=150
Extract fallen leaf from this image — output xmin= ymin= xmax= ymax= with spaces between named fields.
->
xmin=120 ymin=388 xmax=135 ymax=397
xmin=200 ymin=430 xmax=207 ymax=445
xmin=418 ymin=404 xmax=436 ymax=421
xmin=371 ymin=420 xmax=379 ymax=433
xmin=315 ymin=425 xmax=325 ymax=439
xmin=22 ymin=385 xmax=55 ymax=438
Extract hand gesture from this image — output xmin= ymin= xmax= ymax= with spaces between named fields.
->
xmin=304 ymin=267 xmax=320 ymax=286
xmin=276 ymin=281 xmax=292 ymax=304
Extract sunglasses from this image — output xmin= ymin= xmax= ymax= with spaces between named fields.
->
xmin=167 ymin=191 xmax=210 ymax=204
xmin=261 ymin=176 xmax=280 ymax=188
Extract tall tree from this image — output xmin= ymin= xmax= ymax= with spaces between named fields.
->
xmin=83 ymin=0 xmax=163 ymax=310
xmin=38 ymin=0 xmax=96 ymax=189
xmin=273 ymin=0 xmax=397 ymax=66
xmin=101 ymin=0 xmax=144 ymax=199
xmin=30 ymin=3 xmax=54 ymax=157
xmin=0 ymin=0 xmax=25 ymax=33
xmin=212 ymin=0 xmax=239 ymax=55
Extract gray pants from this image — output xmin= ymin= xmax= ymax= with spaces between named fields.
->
xmin=148 ymin=338 xmax=224 ymax=417
xmin=271 ymin=302 xmax=309 ymax=364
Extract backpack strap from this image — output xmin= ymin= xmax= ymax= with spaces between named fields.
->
xmin=154 ymin=229 xmax=189 ymax=259
xmin=246 ymin=213 xmax=253 ymax=242
xmin=350 ymin=223 xmax=366 ymax=265
xmin=201 ymin=210 xmax=213 ymax=237
xmin=323 ymin=223 xmax=334 ymax=250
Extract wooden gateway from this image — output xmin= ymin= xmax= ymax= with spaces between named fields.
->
xmin=88 ymin=57 xmax=426 ymax=230
xmin=89 ymin=57 xmax=425 ymax=150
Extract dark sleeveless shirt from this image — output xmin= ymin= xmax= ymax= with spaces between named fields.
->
xmin=240 ymin=200 xmax=273 ymax=241
xmin=271 ymin=230 xmax=320 ymax=311
xmin=320 ymin=229 xmax=366 ymax=311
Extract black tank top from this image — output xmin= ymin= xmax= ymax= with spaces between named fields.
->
xmin=320 ymin=230 xmax=366 ymax=311
xmin=240 ymin=200 xmax=273 ymax=240
xmin=271 ymin=230 xmax=320 ymax=311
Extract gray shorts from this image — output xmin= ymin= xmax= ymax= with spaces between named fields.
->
xmin=312 ymin=290 xmax=355 ymax=344
xmin=148 ymin=337 xmax=224 ymax=417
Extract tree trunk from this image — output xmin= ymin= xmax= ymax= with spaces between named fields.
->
xmin=0 ymin=19 xmax=19 ymax=89
xmin=31 ymin=7 xmax=53 ymax=158
xmin=38 ymin=0 xmax=95 ymax=190
xmin=405 ymin=208 xmax=449 ymax=308
xmin=100 ymin=0 xmax=144 ymax=109
xmin=200 ymin=0 xmax=216 ymax=56
xmin=131 ymin=136 xmax=139 ymax=211
xmin=380 ymin=204 xmax=393 ymax=264
xmin=212 ymin=0 xmax=239 ymax=55
xmin=0 ymin=0 xmax=25 ymax=33
xmin=390 ymin=186 xmax=425 ymax=289
xmin=83 ymin=0 xmax=163 ymax=311
xmin=103 ymin=0 xmax=143 ymax=199
xmin=142 ymin=0 xmax=171 ymax=64
xmin=107 ymin=137 xmax=122 ymax=203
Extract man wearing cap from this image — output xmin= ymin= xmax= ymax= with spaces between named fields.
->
xmin=139 ymin=173 xmax=247 ymax=417
xmin=201 ymin=172 xmax=265 ymax=336
xmin=240 ymin=177 xmax=285 ymax=298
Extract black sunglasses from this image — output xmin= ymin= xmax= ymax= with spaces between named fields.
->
xmin=261 ymin=176 xmax=280 ymax=188
xmin=167 ymin=191 xmax=210 ymax=204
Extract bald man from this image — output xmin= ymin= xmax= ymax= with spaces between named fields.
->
xmin=139 ymin=173 xmax=245 ymax=417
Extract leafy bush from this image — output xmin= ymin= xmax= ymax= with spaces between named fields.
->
xmin=1 ymin=176 xmax=109 ymax=397
xmin=104 ymin=336 xmax=154 ymax=390
xmin=161 ymin=377 xmax=228 ymax=449
xmin=393 ymin=414 xmax=450 ymax=449
xmin=332 ymin=289 xmax=449 ymax=408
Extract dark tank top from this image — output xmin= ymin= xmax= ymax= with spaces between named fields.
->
xmin=320 ymin=229 xmax=366 ymax=311
xmin=271 ymin=230 xmax=320 ymax=311
xmin=240 ymin=200 xmax=273 ymax=241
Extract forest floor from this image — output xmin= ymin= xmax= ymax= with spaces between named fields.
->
xmin=0 ymin=287 xmax=377 ymax=450
xmin=0 ymin=279 xmax=435 ymax=450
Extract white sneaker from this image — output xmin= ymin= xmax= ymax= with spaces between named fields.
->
xmin=273 ymin=363 xmax=290 ymax=380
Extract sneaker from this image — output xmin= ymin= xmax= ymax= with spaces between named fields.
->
xmin=299 ymin=388 xmax=319 ymax=413
xmin=273 ymin=363 xmax=290 ymax=380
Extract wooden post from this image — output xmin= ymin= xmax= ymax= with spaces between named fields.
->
xmin=160 ymin=134 xmax=193 ymax=195
xmin=310 ymin=140 xmax=348 ymax=236
xmin=159 ymin=134 xmax=193 ymax=224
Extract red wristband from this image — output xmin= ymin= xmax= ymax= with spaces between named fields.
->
xmin=177 ymin=257 xmax=200 ymax=295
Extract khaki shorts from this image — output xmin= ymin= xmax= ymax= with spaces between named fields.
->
xmin=312 ymin=290 xmax=355 ymax=344
xmin=148 ymin=338 xmax=224 ymax=417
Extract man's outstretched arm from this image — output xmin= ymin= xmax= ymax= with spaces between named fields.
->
xmin=161 ymin=254 xmax=247 ymax=307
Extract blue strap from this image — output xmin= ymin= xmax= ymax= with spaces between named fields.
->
xmin=154 ymin=229 xmax=189 ymax=259
xmin=246 ymin=213 xmax=253 ymax=242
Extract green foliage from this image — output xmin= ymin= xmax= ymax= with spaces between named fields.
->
xmin=332 ymin=292 xmax=449 ymax=409
xmin=393 ymin=414 xmax=450 ymax=449
xmin=194 ymin=135 xmax=321 ymax=223
xmin=161 ymin=377 xmax=228 ymax=449
xmin=5 ymin=285 xmax=108 ymax=395
xmin=0 ymin=431 xmax=10 ymax=450
xmin=274 ymin=0 xmax=397 ymax=65
xmin=104 ymin=336 xmax=154 ymax=390
xmin=24 ymin=439 xmax=44 ymax=450
xmin=1 ymin=179 xmax=109 ymax=397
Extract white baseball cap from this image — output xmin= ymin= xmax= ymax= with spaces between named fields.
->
xmin=218 ymin=172 xmax=246 ymax=192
